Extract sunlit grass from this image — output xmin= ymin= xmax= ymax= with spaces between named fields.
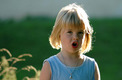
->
xmin=0 ymin=48 xmax=40 ymax=80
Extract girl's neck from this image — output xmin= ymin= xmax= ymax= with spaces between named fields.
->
xmin=60 ymin=50 xmax=80 ymax=59
xmin=57 ymin=50 xmax=83 ymax=67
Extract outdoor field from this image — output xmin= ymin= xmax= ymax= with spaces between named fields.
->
xmin=0 ymin=16 xmax=122 ymax=80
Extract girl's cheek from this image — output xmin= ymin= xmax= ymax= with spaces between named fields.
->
xmin=66 ymin=34 xmax=71 ymax=38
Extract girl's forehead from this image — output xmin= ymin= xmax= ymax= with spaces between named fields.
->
xmin=63 ymin=24 xmax=85 ymax=31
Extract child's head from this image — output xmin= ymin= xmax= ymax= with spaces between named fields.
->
xmin=49 ymin=3 xmax=93 ymax=54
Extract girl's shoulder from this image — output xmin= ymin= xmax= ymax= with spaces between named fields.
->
xmin=83 ymin=55 xmax=95 ymax=61
xmin=43 ymin=55 xmax=56 ymax=62
xmin=43 ymin=55 xmax=58 ymax=65
xmin=83 ymin=55 xmax=96 ymax=65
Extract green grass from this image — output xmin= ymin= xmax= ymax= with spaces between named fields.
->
xmin=0 ymin=16 xmax=122 ymax=80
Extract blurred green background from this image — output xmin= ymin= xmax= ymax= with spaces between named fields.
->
xmin=0 ymin=16 xmax=122 ymax=79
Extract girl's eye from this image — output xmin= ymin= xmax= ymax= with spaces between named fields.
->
xmin=78 ymin=31 xmax=83 ymax=34
xmin=67 ymin=31 xmax=72 ymax=33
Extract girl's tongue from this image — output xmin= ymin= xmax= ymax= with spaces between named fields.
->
xmin=72 ymin=42 xmax=78 ymax=48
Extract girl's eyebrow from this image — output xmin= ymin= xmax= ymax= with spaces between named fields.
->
xmin=80 ymin=30 xmax=84 ymax=32
xmin=67 ymin=29 xmax=72 ymax=31
xmin=67 ymin=29 xmax=84 ymax=32
xmin=80 ymin=29 xmax=85 ymax=32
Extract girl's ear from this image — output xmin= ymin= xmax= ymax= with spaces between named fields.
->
xmin=58 ymin=34 xmax=62 ymax=49
xmin=59 ymin=30 xmax=62 ymax=39
xmin=58 ymin=33 xmax=61 ymax=44
xmin=59 ymin=34 xmax=61 ymax=39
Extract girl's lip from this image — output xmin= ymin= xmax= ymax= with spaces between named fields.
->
xmin=72 ymin=41 xmax=78 ymax=48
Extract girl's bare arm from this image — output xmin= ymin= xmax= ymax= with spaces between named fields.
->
xmin=40 ymin=61 xmax=51 ymax=80
xmin=95 ymin=62 xmax=100 ymax=80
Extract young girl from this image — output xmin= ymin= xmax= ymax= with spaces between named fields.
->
xmin=40 ymin=3 xmax=100 ymax=80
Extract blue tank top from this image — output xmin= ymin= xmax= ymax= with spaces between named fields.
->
xmin=44 ymin=55 xmax=95 ymax=80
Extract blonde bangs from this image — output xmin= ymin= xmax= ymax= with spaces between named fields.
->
xmin=61 ymin=9 xmax=85 ymax=31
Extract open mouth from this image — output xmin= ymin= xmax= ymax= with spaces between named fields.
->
xmin=72 ymin=42 xmax=78 ymax=48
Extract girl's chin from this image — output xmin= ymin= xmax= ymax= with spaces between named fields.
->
xmin=69 ymin=48 xmax=80 ymax=54
xmin=61 ymin=46 xmax=80 ymax=53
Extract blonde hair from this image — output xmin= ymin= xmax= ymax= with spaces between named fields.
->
xmin=49 ymin=3 xmax=93 ymax=54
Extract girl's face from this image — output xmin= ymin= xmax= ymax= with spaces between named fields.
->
xmin=60 ymin=27 xmax=85 ymax=54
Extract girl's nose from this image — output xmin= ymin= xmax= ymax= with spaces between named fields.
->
xmin=73 ymin=34 xmax=78 ymax=40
